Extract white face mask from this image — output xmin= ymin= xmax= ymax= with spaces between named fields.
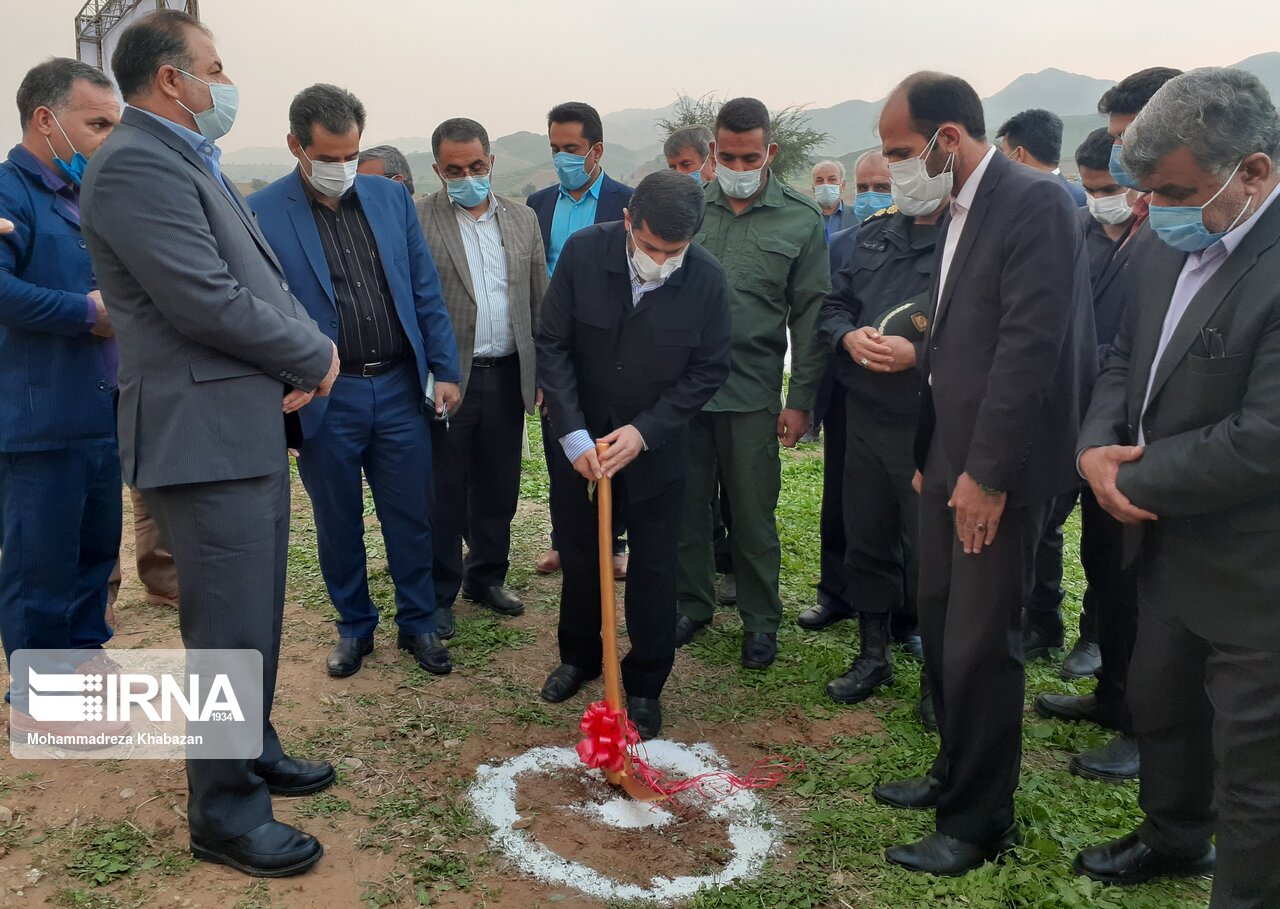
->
xmin=303 ymin=150 xmax=358 ymax=198
xmin=716 ymin=150 xmax=769 ymax=199
xmin=889 ymin=129 xmax=954 ymax=217
xmin=1087 ymin=190 xmax=1133 ymax=226
xmin=814 ymin=184 xmax=842 ymax=208
xmin=629 ymin=229 xmax=687 ymax=283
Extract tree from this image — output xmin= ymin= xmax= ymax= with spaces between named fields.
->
xmin=249 ymin=178 xmax=268 ymax=190
xmin=657 ymin=94 xmax=829 ymax=181
xmin=519 ymin=182 xmax=537 ymax=197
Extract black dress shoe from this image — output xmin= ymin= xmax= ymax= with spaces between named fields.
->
xmin=1022 ymin=623 xmax=1065 ymax=661
xmin=741 ymin=632 xmax=777 ymax=670
xmin=397 ymin=632 xmax=452 ymax=675
xmin=326 ymin=637 xmax=373 ymax=678
xmin=462 ymin=585 xmax=525 ymax=616
xmin=627 ymin=696 xmax=662 ymax=739
xmin=886 ymin=826 xmax=1020 ymax=876
xmin=873 ymin=774 xmax=944 ymax=809
xmin=1060 ymin=637 xmax=1102 ymax=679
xmin=190 ymin=819 xmax=323 ymax=878
xmin=1033 ymin=693 xmax=1123 ymax=731
xmin=1074 ymin=832 xmax=1214 ymax=885
xmin=435 ymin=605 xmax=455 ymax=641
xmin=255 ymin=756 xmax=336 ymax=796
xmin=674 ymin=614 xmax=709 ymax=648
xmin=540 ymin=664 xmax=600 ymax=703
xmin=796 ymin=601 xmax=853 ymax=631
xmin=1071 ymin=734 xmax=1139 ymax=782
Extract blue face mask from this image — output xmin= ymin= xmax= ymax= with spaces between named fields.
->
xmin=45 ymin=114 xmax=87 ymax=186
xmin=177 ymin=70 xmax=239 ymax=141
xmin=853 ymin=191 xmax=894 ymax=223
xmin=1148 ymin=160 xmax=1252 ymax=252
xmin=1109 ymin=144 xmax=1145 ymax=191
xmin=445 ymin=174 xmax=491 ymax=208
xmin=687 ymin=169 xmax=705 ymax=186
xmin=553 ymin=150 xmax=597 ymax=191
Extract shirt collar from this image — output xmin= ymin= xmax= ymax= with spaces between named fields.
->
xmin=7 ymin=145 xmax=73 ymax=196
xmin=132 ymin=106 xmax=221 ymax=164
xmin=953 ymin=145 xmax=997 ymax=214
xmin=559 ymin=170 xmax=604 ymax=203
xmin=453 ymin=196 xmax=498 ymax=222
xmin=1215 ymin=180 xmax=1280 ymax=259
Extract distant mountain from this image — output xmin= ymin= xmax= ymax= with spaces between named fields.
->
xmin=982 ymin=68 xmax=1117 ymax=132
xmin=601 ymin=101 xmax=680 ymax=149
xmin=221 ymin=145 xmax=296 ymax=166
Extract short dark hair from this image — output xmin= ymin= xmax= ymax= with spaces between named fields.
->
xmin=288 ymin=84 xmax=366 ymax=148
xmin=1075 ymin=127 xmax=1116 ymax=172
xmin=628 ymin=170 xmax=706 ymax=242
xmin=897 ymin=71 xmax=987 ymax=141
xmin=431 ymin=117 xmax=491 ymax=159
xmin=715 ymin=97 xmax=771 ymax=146
xmin=1097 ymin=67 xmax=1183 ymax=116
xmin=16 ymin=57 xmax=112 ymax=129
xmin=547 ymin=102 xmax=602 ymax=146
xmin=359 ymin=145 xmax=414 ymax=195
xmin=111 ymin=9 xmax=209 ymax=102
xmin=664 ymin=124 xmax=712 ymax=160
xmin=996 ymin=108 xmax=1064 ymax=166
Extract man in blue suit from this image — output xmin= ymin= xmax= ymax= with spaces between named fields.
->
xmin=0 ymin=58 xmax=121 ymax=708
xmin=526 ymin=102 xmax=632 ymax=577
xmin=250 ymin=84 xmax=461 ymax=679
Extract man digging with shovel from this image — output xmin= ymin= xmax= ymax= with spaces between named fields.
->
xmin=535 ymin=170 xmax=731 ymax=740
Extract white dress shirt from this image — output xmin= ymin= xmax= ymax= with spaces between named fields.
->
xmin=453 ymin=196 xmax=514 ymax=358
xmin=935 ymin=145 xmax=997 ymax=325
xmin=1137 ymin=182 xmax=1280 ymax=444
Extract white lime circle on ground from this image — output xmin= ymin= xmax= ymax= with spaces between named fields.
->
xmin=469 ymin=741 xmax=780 ymax=903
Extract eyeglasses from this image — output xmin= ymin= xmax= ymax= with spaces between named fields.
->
xmin=442 ymin=164 xmax=492 ymax=179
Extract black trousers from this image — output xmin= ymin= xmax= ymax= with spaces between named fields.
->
xmin=919 ymin=491 xmax=1047 ymax=843
xmin=1079 ymin=485 xmax=1138 ymax=727
xmin=430 ymin=356 xmax=525 ymax=607
xmin=841 ymin=398 xmax=917 ymax=620
xmin=142 ymin=470 xmax=289 ymax=841
xmin=1023 ymin=489 xmax=1083 ymax=635
xmin=554 ymin=469 xmax=683 ymax=698
xmin=542 ymin=413 xmax=625 ymax=555
xmin=1129 ymin=603 xmax=1280 ymax=909
xmin=817 ymin=389 xmax=852 ymax=611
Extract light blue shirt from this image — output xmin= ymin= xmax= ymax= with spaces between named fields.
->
xmin=133 ymin=107 xmax=236 ymax=204
xmin=546 ymin=171 xmax=604 ymax=277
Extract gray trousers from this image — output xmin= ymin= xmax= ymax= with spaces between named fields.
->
xmin=142 ymin=469 xmax=289 ymax=840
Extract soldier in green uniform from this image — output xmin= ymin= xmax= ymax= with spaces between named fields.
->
xmin=816 ymin=197 xmax=948 ymax=725
xmin=674 ymin=97 xmax=830 ymax=670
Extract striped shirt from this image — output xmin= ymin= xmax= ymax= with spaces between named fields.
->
xmin=309 ymin=190 xmax=408 ymax=367
xmin=453 ymin=198 xmax=514 ymax=357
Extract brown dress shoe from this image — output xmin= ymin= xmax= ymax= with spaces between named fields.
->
xmin=535 ymin=549 xmax=561 ymax=574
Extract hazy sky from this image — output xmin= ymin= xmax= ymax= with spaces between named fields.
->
xmin=2 ymin=0 xmax=1279 ymax=155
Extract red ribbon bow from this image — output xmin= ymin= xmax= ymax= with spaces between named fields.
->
xmin=575 ymin=700 xmax=639 ymax=774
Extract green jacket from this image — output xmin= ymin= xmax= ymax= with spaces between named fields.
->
xmin=696 ymin=172 xmax=830 ymax=413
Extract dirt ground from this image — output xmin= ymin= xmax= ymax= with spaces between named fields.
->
xmin=0 ymin=484 xmax=883 ymax=909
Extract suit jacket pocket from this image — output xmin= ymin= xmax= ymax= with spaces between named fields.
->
xmin=749 ymin=233 xmax=801 ymax=297
xmin=1186 ymin=352 xmax=1247 ymax=377
xmin=190 ymin=356 xmax=263 ymax=383
xmin=576 ymin=307 xmax=615 ymax=329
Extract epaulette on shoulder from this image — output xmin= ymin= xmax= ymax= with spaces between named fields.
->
xmin=781 ymin=183 xmax=823 ymax=213
xmin=864 ymin=204 xmax=898 ymax=222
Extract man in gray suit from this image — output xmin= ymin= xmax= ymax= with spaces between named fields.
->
xmin=418 ymin=118 xmax=547 ymax=632
xmin=1075 ymin=68 xmax=1280 ymax=908
xmin=80 ymin=11 xmax=339 ymax=877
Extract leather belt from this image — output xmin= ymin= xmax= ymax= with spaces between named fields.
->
xmin=340 ymin=356 xmax=407 ymax=378
xmin=471 ymin=354 xmax=517 ymax=369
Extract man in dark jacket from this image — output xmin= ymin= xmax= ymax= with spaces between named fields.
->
xmin=535 ymin=171 xmax=731 ymax=739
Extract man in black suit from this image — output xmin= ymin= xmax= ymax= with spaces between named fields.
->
xmin=527 ymin=102 xmax=632 ymax=579
xmin=535 ymin=171 xmax=731 ymax=738
xmin=996 ymin=108 xmax=1087 ymax=207
xmin=1074 ymin=68 xmax=1280 ymax=908
xmin=871 ymin=72 xmax=1095 ymax=875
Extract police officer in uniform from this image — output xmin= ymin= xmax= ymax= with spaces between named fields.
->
xmin=816 ymin=199 xmax=947 ymax=726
